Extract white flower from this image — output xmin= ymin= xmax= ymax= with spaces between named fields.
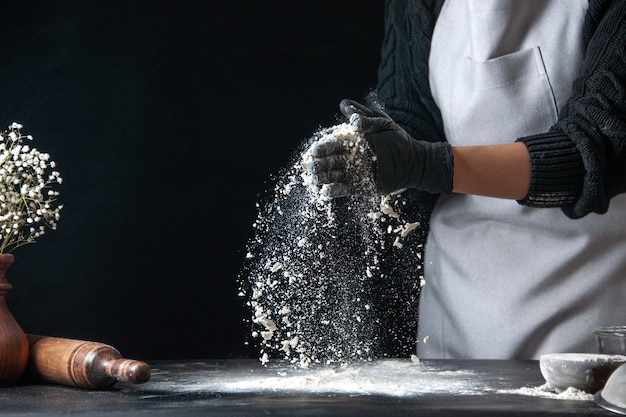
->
xmin=0 ymin=123 xmax=62 ymax=253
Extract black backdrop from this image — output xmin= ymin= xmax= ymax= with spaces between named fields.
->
xmin=0 ymin=1 xmax=384 ymax=360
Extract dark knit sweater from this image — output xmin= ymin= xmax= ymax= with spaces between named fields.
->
xmin=376 ymin=0 xmax=626 ymax=219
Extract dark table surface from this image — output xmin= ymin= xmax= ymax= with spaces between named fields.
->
xmin=0 ymin=359 xmax=618 ymax=416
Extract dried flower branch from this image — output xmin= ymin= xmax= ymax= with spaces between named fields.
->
xmin=0 ymin=122 xmax=63 ymax=253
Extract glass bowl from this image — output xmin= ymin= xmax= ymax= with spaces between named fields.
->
xmin=595 ymin=326 xmax=626 ymax=355
xmin=596 ymin=363 xmax=626 ymax=414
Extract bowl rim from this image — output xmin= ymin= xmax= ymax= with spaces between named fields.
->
xmin=596 ymin=391 xmax=626 ymax=415
xmin=540 ymin=352 xmax=626 ymax=362
xmin=595 ymin=326 xmax=626 ymax=337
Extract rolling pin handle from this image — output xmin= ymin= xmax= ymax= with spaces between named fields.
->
xmin=106 ymin=358 xmax=151 ymax=384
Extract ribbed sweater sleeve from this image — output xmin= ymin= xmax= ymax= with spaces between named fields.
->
xmin=515 ymin=133 xmax=584 ymax=208
xmin=374 ymin=0 xmax=446 ymax=214
xmin=376 ymin=0 xmax=445 ymax=144
xmin=517 ymin=0 xmax=626 ymax=218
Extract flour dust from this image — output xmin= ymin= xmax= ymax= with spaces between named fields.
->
xmin=239 ymin=123 xmax=428 ymax=367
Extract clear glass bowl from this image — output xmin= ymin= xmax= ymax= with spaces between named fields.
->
xmin=595 ymin=326 xmax=626 ymax=355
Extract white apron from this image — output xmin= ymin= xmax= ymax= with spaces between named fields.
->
xmin=419 ymin=0 xmax=626 ymax=359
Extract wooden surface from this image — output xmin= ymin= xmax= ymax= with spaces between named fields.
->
xmin=0 ymin=359 xmax=617 ymax=417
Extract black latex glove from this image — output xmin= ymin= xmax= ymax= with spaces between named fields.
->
xmin=307 ymin=127 xmax=376 ymax=197
xmin=309 ymin=99 xmax=454 ymax=196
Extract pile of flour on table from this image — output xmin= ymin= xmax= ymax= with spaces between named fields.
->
xmin=239 ymin=123 xmax=426 ymax=368
xmin=500 ymin=383 xmax=595 ymax=401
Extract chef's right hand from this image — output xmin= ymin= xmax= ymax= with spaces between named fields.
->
xmin=306 ymin=133 xmax=372 ymax=198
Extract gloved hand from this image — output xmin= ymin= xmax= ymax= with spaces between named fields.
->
xmin=306 ymin=128 xmax=376 ymax=198
xmin=308 ymin=99 xmax=454 ymax=196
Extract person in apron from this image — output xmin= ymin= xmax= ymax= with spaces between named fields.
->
xmin=309 ymin=0 xmax=626 ymax=359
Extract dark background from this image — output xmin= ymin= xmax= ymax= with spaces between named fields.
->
xmin=0 ymin=1 xmax=385 ymax=360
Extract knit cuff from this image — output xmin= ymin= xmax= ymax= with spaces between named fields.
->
xmin=516 ymin=132 xmax=584 ymax=207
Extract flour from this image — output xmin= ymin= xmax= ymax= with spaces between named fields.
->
xmin=240 ymin=123 xmax=426 ymax=367
xmin=500 ymin=383 xmax=595 ymax=401
xmin=223 ymin=363 xmax=481 ymax=396
xmin=154 ymin=360 xmax=488 ymax=398
xmin=300 ymin=122 xmax=376 ymax=201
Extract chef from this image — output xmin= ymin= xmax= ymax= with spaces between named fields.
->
xmin=308 ymin=0 xmax=626 ymax=359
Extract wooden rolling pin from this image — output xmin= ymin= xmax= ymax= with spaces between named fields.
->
xmin=25 ymin=334 xmax=151 ymax=389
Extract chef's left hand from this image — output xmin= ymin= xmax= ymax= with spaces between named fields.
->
xmin=339 ymin=99 xmax=454 ymax=195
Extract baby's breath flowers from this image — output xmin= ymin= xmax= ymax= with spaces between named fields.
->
xmin=0 ymin=122 xmax=62 ymax=253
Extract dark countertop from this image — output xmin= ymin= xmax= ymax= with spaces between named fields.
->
xmin=0 ymin=359 xmax=617 ymax=416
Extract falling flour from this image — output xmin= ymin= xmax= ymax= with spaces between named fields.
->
xmin=240 ymin=123 xmax=427 ymax=367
